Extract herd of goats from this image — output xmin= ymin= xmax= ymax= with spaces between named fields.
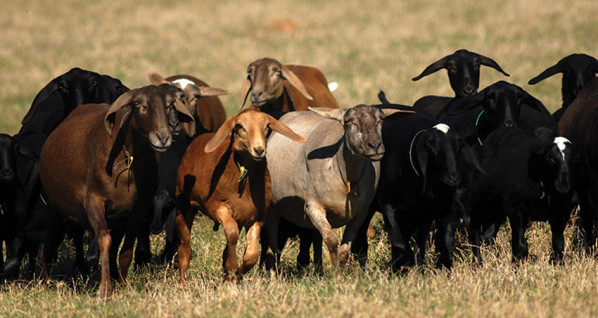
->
xmin=1 ymin=50 xmax=598 ymax=297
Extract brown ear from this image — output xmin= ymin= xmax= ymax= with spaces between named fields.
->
xmin=104 ymin=90 xmax=135 ymax=135
xmin=308 ymin=106 xmax=345 ymax=122
xmin=204 ymin=115 xmax=236 ymax=152
xmin=381 ymin=108 xmax=415 ymax=117
xmin=174 ymin=98 xmax=196 ymax=137
xmin=267 ymin=114 xmax=306 ymax=143
xmin=148 ymin=72 xmax=169 ymax=85
xmin=198 ymin=86 xmax=232 ymax=97
xmin=239 ymin=77 xmax=252 ymax=110
xmin=282 ymin=66 xmax=313 ymax=100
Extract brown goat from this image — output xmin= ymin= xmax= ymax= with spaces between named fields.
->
xmin=149 ymin=72 xmax=230 ymax=135
xmin=240 ymin=57 xmax=339 ymax=113
xmin=39 ymin=85 xmax=194 ymax=298
xmin=175 ymin=109 xmax=306 ymax=283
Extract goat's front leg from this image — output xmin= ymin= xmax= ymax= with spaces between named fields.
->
xmin=214 ymin=204 xmax=240 ymax=281
xmin=241 ymin=221 xmax=263 ymax=275
xmin=339 ymin=205 xmax=371 ymax=268
xmin=305 ymin=199 xmax=339 ymax=268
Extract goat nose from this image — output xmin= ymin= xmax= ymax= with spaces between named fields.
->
xmin=253 ymin=146 xmax=265 ymax=157
xmin=502 ymin=120 xmax=516 ymax=128
xmin=2 ymin=168 xmax=13 ymax=178
xmin=156 ymin=131 xmax=172 ymax=146
xmin=368 ymin=141 xmax=381 ymax=151
xmin=463 ymin=86 xmax=476 ymax=95
xmin=448 ymin=174 xmax=461 ymax=186
xmin=169 ymin=121 xmax=181 ymax=133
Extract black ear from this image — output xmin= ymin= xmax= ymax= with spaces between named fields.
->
xmin=21 ymin=80 xmax=62 ymax=125
xmin=445 ymin=94 xmax=485 ymax=116
xmin=592 ymin=56 xmax=598 ymax=73
xmin=528 ymin=146 xmax=545 ymax=182
xmin=412 ymin=55 xmax=448 ymax=81
xmin=478 ymin=54 xmax=510 ymax=77
xmin=528 ymin=63 xmax=562 ymax=85
xmin=522 ymin=90 xmax=551 ymax=115
xmin=415 ymin=134 xmax=430 ymax=193
xmin=105 ymin=112 xmax=133 ymax=176
xmin=461 ymin=142 xmax=485 ymax=174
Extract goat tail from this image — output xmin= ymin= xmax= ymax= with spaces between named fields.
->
xmin=328 ymin=81 xmax=338 ymax=92
xmin=378 ymin=90 xmax=391 ymax=105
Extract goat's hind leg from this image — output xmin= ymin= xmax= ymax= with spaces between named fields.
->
xmin=305 ymin=200 xmax=339 ymax=268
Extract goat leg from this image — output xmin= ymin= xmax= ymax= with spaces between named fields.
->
xmin=305 ymin=200 xmax=339 ymax=268
xmin=241 ymin=221 xmax=263 ymax=275
xmin=215 ymin=204 xmax=239 ymax=281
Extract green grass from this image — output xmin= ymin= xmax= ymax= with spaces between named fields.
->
xmin=2 ymin=0 xmax=598 ymax=316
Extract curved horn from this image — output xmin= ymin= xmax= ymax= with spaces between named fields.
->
xmin=282 ymin=66 xmax=313 ymax=100
xmin=478 ymin=54 xmax=510 ymax=77
xmin=528 ymin=63 xmax=562 ymax=85
xmin=412 ymin=55 xmax=448 ymax=81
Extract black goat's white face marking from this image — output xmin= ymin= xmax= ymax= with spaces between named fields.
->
xmin=433 ymin=123 xmax=450 ymax=134
xmin=553 ymin=137 xmax=571 ymax=160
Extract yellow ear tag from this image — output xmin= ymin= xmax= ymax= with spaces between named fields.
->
xmin=345 ymin=181 xmax=351 ymax=195
xmin=128 ymin=155 xmax=134 ymax=169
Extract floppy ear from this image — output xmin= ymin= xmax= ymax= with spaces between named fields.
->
xmin=204 ymin=115 xmax=236 ymax=153
xmin=380 ymin=108 xmax=415 ymax=117
xmin=174 ymin=96 xmax=196 ymax=137
xmin=478 ymin=54 xmax=510 ymax=77
xmin=148 ymin=72 xmax=169 ymax=85
xmin=239 ymin=77 xmax=252 ymax=110
xmin=592 ymin=56 xmax=598 ymax=73
xmin=282 ymin=66 xmax=313 ymax=100
xmin=445 ymin=94 xmax=485 ymax=115
xmin=308 ymin=106 xmax=345 ymax=122
xmin=522 ymin=90 xmax=551 ymax=115
xmin=21 ymin=79 xmax=62 ymax=125
xmin=104 ymin=90 xmax=135 ymax=135
xmin=412 ymin=55 xmax=448 ymax=81
xmin=266 ymin=114 xmax=306 ymax=143
xmin=414 ymin=135 xmax=430 ymax=193
xmin=198 ymin=86 xmax=232 ymax=97
xmin=528 ymin=146 xmax=546 ymax=182
xmin=528 ymin=63 xmax=562 ymax=85
xmin=461 ymin=142 xmax=485 ymax=174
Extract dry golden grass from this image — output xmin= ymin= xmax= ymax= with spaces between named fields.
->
xmin=2 ymin=0 xmax=598 ymax=316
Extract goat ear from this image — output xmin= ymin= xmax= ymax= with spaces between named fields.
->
xmin=412 ymin=55 xmax=448 ymax=81
xmin=445 ymin=94 xmax=485 ymax=115
xmin=282 ymin=66 xmax=313 ymax=101
xmin=198 ymin=86 xmax=232 ymax=97
xmin=266 ymin=114 xmax=306 ymax=143
xmin=462 ymin=143 xmax=486 ymax=174
xmin=204 ymin=115 xmax=236 ymax=153
xmin=592 ymin=56 xmax=598 ymax=73
xmin=478 ymin=54 xmax=510 ymax=77
xmin=239 ymin=77 xmax=252 ymax=110
xmin=522 ymin=90 xmax=551 ymax=115
xmin=380 ymin=108 xmax=415 ymax=117
xmin=104 ymin=90 xmax=134 ymax=135
xmin=528 ymin=63 xmax=562 ymax=85
xmin=174 ymin=98 xmax=196 ymax=138
xmin=308 ymin=106 xmax=345 ymax=122
xmin=414 ymin=136 xmax=429 ymax=193
xmin=528 ymin=147 xmax=545 ymax=182
xmin=148 ymin=72 xmax=168 ymax=85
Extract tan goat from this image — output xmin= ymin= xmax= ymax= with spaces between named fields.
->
xmin=175 ymin=109 xmax=306 ymax=283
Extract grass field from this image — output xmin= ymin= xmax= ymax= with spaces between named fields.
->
xmin=2 ymin=0 xmax=598 ymax=316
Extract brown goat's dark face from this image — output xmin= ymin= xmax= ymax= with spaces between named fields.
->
xmin=343 ymin=105 xmax=385 ymax=161
xmin=132 ymin=87 xmax=173 ymax=152
xmin=246 ymin=58 xmax=285 ymax=107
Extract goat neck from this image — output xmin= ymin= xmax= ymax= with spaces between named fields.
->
xmin=337 ymin=138 xmax=368 ymax=196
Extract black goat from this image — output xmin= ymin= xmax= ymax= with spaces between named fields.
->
xmin=440 ymin=81 xmax=555 ymax=148
xmin=2 ymin=68 xmax=129 ymax=278
xmin=529 ymin=53 xmax=598 ymax=122
xmin=352 ymin=93 xmax=483 ymax=270
xmin=0 ymin=134 xmax=17 ymax=270
xmin=412 ymin=49 xmax=509 ymax=117
xmin=558 ymin=77 xmax=598 ymax=251
xmin=469 ymin=127 xmax=577 ymax=263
